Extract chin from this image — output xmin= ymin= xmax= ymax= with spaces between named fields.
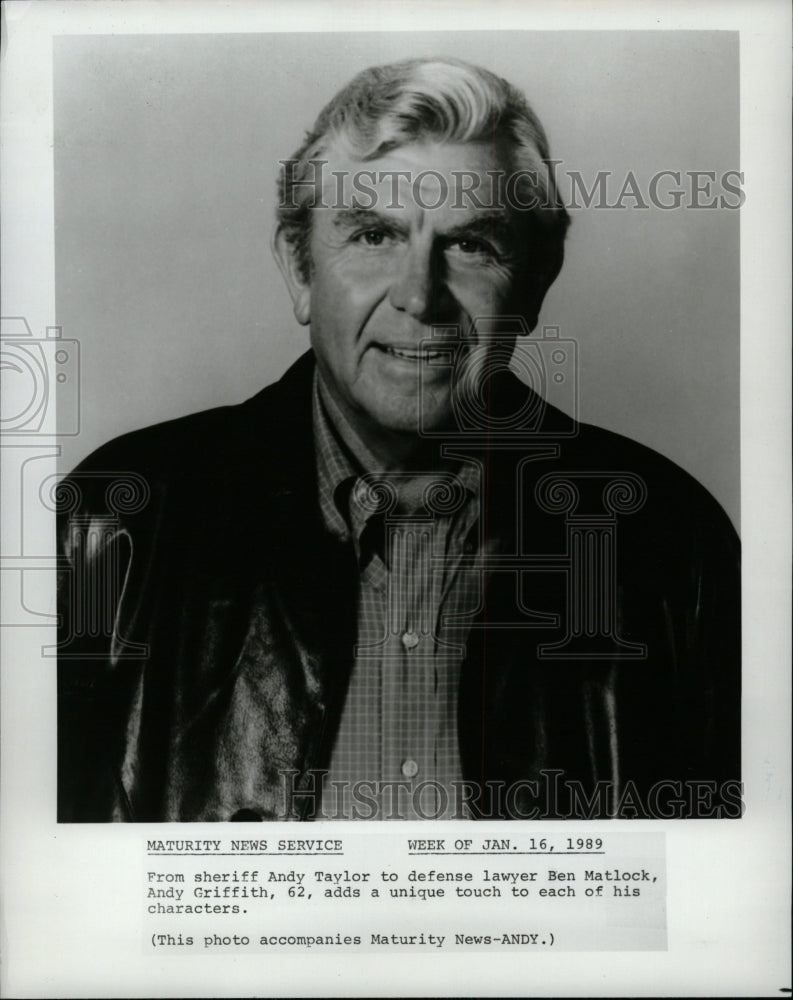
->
xmin=375 ymin=399 xmax=451 ymax=437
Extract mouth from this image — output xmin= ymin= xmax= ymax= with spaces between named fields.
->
xmin=379 ymin=344 xmax=446 ymax=363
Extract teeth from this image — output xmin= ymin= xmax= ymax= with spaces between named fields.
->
xmin=385 ymin=346 xmax=444 ymax=361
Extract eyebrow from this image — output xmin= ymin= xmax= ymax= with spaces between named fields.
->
xmin=331 ymin=207 xmax=517 ymax=246
xmin=442 ymin=213 xmax=517 ymax=246
xmin=331 ymin=208 xmax=408 ymax=235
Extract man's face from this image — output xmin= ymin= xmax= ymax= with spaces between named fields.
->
xmin=299 ymin=140 xmax=529 ymax=448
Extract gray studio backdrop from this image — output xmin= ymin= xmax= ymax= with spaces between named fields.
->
xmin=54 ymin=31 xmax=739 ymax=528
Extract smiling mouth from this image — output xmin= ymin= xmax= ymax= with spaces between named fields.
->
xmin=380 ymin=345 xmax=446 ymax=362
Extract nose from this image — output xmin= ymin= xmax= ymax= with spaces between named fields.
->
xmin=388 ymin=242 xmax=447 ymax=322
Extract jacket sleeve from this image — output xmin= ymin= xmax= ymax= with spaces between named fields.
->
xmin=57 ymin=468 xmax=148 ymax=821
xmin=615 ymin=483 xmax=742 ymax=814
xmin=682 ymin=500 xmax=741 ymax=790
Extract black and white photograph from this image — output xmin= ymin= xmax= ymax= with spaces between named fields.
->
xmin=54 ymin=31 xmax=742 ymax=824
xmin=0 ymin=1 xmax=789 ymax=996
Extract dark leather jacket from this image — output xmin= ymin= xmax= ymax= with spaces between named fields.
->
xmin=57 ymin=352 xmax=740 ymax=821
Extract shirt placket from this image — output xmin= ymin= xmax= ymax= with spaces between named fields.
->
xmin=315 ymin=384 xmax=489 ymax=820
xmin=379 ymin=514 xmax=445 ymax=819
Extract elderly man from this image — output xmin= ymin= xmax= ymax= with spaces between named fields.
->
xmin=57 ymin=57 xmax=740 ymax=822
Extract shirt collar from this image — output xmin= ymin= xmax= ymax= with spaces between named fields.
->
xmin=312 ymin=372 xmax=482 ymax=546
xmin=313 ymin=373 xmax=358 ymax=543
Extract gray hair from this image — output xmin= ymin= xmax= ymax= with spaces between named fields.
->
xmin=277 ymin=57 xmax=570 ymax=314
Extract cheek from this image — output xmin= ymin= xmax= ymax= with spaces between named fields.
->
xmin=309 ymin=274 xmax=381 ymax=366
xmin=312 ymin=254 xmax=390 ymax=313
xmin=446 ymin=265 xmax=516 ymax=314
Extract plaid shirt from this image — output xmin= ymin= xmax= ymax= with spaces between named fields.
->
xmin=313 ymin=376 xmax=493 ymax=820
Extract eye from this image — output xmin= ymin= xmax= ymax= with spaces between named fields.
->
xmin=455 ymin=237 xmax=491 ymax=255
xmin=353 ymin=228 xmax=390 ymax=247
xmin=445 ymin=235 xmax=501 ymax=262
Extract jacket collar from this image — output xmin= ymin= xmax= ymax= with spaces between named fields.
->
xmin=243 ymin=348 xmax=573 ymax=495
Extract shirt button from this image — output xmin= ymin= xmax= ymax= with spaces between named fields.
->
xmin=401 ymin=630 xmax=419 ymax=650
xmin=401 ymin=759 xmax=419 ymax=778
xmin=230 ymin=808 xmax=262 ymax=821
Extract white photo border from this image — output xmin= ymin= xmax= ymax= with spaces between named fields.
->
xmin=1 ymin=2 xmax=790 ymax=997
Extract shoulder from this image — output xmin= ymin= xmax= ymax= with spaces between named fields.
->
xmin=495 ymin=371 xmax=736 ymax=540
xmin=65 ymin=351 xmax=315 ymax=490
xmin=496 ymin=369 xmax=739 ymax=552
xmin=559 ymin=417 xmax=739 ymax=555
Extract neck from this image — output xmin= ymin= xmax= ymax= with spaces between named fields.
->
xmin=317 ymin=374 xmax=448 ymax=475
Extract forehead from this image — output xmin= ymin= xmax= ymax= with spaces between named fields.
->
xmin=318 ymin=138 xmax=513 ymax=221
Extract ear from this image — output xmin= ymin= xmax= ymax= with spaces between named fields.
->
xmin=271 ymin=224 xmax=311 ymax=326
